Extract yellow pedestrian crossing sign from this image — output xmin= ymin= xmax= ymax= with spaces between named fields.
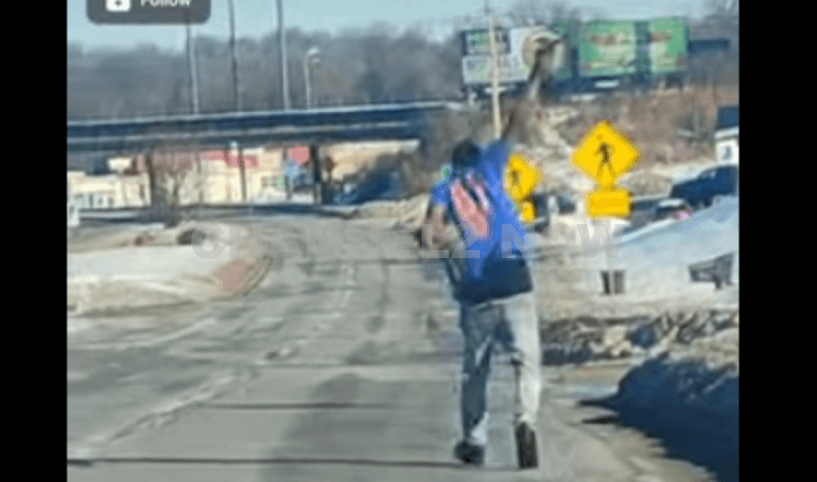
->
xmin=571 ymin=120 xmax=640 ymax=188
xmin=504 ymin=152 xmax=542 ymax=223
xmin=571 ymin=120 xmax=640 ymax=218
xmin=518 ymin=200 xmax=536 ymax=222
xmin=586 ymin=186 xmax=632 ymax=218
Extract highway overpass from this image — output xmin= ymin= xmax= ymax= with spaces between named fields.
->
xmin=66 ymin=102 xmax=461 ymax=155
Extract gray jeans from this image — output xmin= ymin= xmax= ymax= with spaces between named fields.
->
xmin=458 ymin=290 xmax=541 ymax=446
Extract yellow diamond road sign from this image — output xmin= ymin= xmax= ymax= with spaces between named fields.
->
xmin=571 ymin=120 xmax=640 ymax=188
xmin=504 ymin=152 xmax=540 ymax=202
xmin=518 ymin=200 xmax=536 ymax=223
xmin=504 ymin=152 xmax=542 ymax=223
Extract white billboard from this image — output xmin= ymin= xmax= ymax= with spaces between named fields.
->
xmin=462 ymin=26 xmax=564 ymax=86
xmin=461 ymin=26 xmax=561 ymax=87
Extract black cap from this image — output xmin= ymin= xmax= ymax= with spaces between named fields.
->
xmin=451 ymin=140 xmax=480 ymax=168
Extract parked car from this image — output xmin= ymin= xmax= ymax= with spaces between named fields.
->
xmin=526 ymin=191 xmax=577 ymax=232
xmin=627 ymin=195 xmax=667 ymax=230
xmin=333 ymin=170 xmax=404 ymax=205
xmin=652 ymin=198 xmax=692 ymax=222
xmin=669 ymin=164 xmax=739 ymax=209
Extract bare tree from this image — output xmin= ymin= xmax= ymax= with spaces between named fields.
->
xmin=143 ymin=148 xmax=196 ymax=227
xmin=705 ymin=0 xmax=739 ymax=20
xmin=694 ymin=0 xmax=739 ymax=87
xmin=505 ymin=0 xmax=585 ymax=26
xmin=69 ymin=22 xmax=471 ymax=121
xmin=506 ymin=0 xmax=549 ymax=25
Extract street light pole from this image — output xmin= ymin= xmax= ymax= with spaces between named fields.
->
xmin=304 ymin=56 xmax=311 ymax=109
xmin=276 ymin=0 xmax=290 ymax=110
xmin=304 ymin=48 xmax=319 ymax=109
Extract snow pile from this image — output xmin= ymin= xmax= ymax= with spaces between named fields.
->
xmin=567 ymin=311 xmax=740 ymax=482
xmin=590 ymin=353 xmax=738 ymax=482
xmin=66 ymin=223 xmax=267 ymax=316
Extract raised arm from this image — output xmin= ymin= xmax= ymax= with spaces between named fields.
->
xmin=500 ymin=29 xmax=563 ymax=144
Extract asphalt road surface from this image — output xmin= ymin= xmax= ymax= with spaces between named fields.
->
xmin=67 ymin=215 xmax=712 ymax=482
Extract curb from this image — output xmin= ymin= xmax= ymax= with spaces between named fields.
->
xmin=212 ymin=254 xmax=273 ymax=301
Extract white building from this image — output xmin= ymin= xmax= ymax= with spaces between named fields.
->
xmin=715 ymin=105 xmax=739 ymax=165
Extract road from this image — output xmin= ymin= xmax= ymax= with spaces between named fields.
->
xmin=67 ymin=214 xmax=712 ymax=482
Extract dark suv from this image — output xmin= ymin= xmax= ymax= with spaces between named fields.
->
xmin=669 ymin=164 xmax=739 ymax=209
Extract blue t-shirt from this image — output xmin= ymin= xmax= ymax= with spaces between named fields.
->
xmin=430 ymin=141 xmax=533 ymax=303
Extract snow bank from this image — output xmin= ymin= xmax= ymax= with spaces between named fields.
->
xmin=590 ymin=354 xmax=738 ymax=482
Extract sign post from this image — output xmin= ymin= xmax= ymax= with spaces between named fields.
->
xmin=571 ymin=120 xmax=640 ymax=291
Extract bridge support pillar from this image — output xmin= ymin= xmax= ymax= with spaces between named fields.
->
xmin=418 ymin=137 xmax=430 ymax=158
xmin=309 ymin=143 xmax=324 ymax=205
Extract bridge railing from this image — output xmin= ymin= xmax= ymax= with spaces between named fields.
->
xmin=67 ymin=102 xmax=451 ymax=142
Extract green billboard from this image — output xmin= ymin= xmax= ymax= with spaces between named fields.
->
xmin=647 ymin=17 xmax=688 ymax=74
xmin=578 ymin=20 xmax=637 ymax=77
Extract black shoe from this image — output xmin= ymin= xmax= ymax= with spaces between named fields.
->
xmin=454 ymin=440 xmax=485 ymax=466
xmin=515 ymin=423 xmax=538 ymax=469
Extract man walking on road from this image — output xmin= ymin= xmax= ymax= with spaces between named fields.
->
xmin=420 ymin=29 xmax=560 ymax=469
xmin=420 ymin=119 xmax=541 ymax=470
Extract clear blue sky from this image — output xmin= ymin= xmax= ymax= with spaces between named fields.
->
xmin=68 ymin=0 xmax=706 ymax=52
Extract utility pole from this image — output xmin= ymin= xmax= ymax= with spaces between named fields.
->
xmin=186 ymin=20 xmax=200 ymax=115
xmin=304 ymin=48 xmax=320 ymax=109
xmin=227 ymin=0 xmax=241 ymax=112
xmin=276 ymin=0 xmax=291 ymax=110
xmin=228 ymin=0 xmax=247 ymax=205
xmin=486 ymin=0 xmax=502 ymax=139
xmin=304 ymin=55 xmax=311 ymax=109
xmin=186 ymin=19 xmax=204 ymax=215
